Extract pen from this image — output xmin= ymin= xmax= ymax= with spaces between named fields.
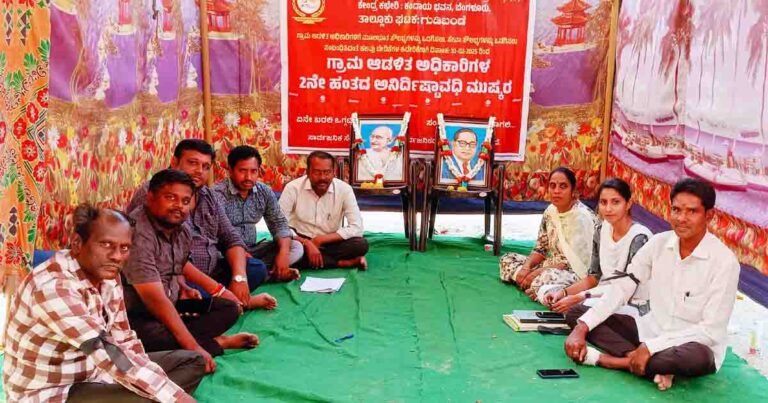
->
xmin=335 ymin=334 xmax=354 ymax=343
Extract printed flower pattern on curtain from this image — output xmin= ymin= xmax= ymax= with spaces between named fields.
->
xmin=610 ymin=156 xmax=768 ymax=274
xmin=609 ymin=0 xmax=768 ymax=274
xmin=503 ymin=0 xmax=614 ymax=201
xmin=207 ymin=0 xmax=306 ymax=188
xmin=0 ymin=0 xmax=49 ymax=282
xmin=38 ymin=0 xmax=204 ymax=250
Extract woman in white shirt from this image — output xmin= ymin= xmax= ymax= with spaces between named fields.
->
xmin=543 ymin=178 xmax=652 ymax=314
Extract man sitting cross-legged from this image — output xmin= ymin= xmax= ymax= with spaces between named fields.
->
xmin=279 ymin=151 xmax=369 ymax=270
xmin=213 ymin=145 xmax=302 ymax=282
xmin=127 ymin=139 xmax=275 ymax=310
xmin=564 ymin=178 xmax=740 ymax=391
xmin=123 ymin=169 xmax=262 ymax=374
xmin=2 ymin=204 xmax=203 ymax=403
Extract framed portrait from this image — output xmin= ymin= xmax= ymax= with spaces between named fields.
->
xmin=350 ymin=113 xmax=411 ymax=187
xmin=434 ymin=114 xmax=495 ymax=190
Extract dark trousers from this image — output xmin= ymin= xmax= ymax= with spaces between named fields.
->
xmin=66 ymin=350 xmax=205 ymax=402
xmin=128 ymin=297 xmax=240 ymax=357
xmin=566 ymin=303 xmax=716 ymax=378
xmin=296 ymin=236 xmax=369 ymax=268
xmin=194 ymin=257 xmax=267 ymax=297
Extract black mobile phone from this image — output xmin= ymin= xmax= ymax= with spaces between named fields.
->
xmin=176 ymin=298 xmax=213 ymax=315
xmin=538 ymin=326 xmax=571 ymax=336
xmin=537 ymin=369 xmax=579 ymax=379
xmin=536 ymin=311 xmax=566 ymax=320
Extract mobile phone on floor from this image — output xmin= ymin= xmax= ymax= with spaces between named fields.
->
xmin=537 ymin=369 xmax=579 ymax=379
xmin=536 ymin=311 xmax=566 ymax=320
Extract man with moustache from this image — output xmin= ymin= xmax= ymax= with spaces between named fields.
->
xmin=213 ymin=145 xmax=302 ymax=282
xmin=3 ymin=204 xmax=204 ymax=402
xmin=123 ymin=169 xmax=262 ymax=375
xmin=441 ymin=128 xmax=485 ymax=183
xmin=564 ymin=178 xmax=740 ymax=391
xmin=279 ymin=151 xmax=369 ymax=270
xmin=356 ymin=125 xmax=403 ymax=181
xmin=127 ymin=139 xmax=274 ymax=310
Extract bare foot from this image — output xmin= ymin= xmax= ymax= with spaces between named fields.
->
xmin=271 ymin=268 xmax=301 ymax=283
xmin=654 ymin=374 xmax=675 ymax=391
xmin=338 ymin=256 xmax=368 ymax=271
xmin=247 ymin=293 xmax=278 ymax=310
xmin=214 ymin=333 xmax=259 ymax=349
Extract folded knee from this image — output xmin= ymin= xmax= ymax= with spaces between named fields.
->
xmin=565 ymin=303 xmax=588 ymax=328
xmin=684 ymin=343 xmax=716 ymax=373
xmin=245 ymin=257 xmax=268 ymax=288
xmin=214 ymin=298 xmax=242 ymax=326
xmin=178 ymin=349 xmax=207 ymax=373
xmin=352 ymin=237 xmax=369 ymax=255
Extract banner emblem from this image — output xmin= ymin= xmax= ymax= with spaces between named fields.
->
xmin=292 ymin=0 xmax=326 ymax=24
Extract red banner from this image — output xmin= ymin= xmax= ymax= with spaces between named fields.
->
xmin=281 ymin=0 xmax=535 ymax=160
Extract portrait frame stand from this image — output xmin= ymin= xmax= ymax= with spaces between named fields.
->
xmin=338 ymin=112 xmax=419 ymax=250
xmin=418 ymin=114 xmax=504 ymax=255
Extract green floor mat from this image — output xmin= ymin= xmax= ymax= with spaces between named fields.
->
xmin=192 ymin=233 xmax=768 ymax=402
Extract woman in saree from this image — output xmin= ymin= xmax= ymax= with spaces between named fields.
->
xmin=499 ymin=167 xmax=597 ymax=304
xmin=542 ymin=178 xmax=652 ymax=315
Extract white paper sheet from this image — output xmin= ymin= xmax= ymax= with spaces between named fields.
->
xmin=300 ymin=277 xmax=346 ymax=293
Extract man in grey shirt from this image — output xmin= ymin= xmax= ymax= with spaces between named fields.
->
xmin=213 ymin=145 xmax=302 ymax=282
xmin=123 ymin=169 xmax=261 ymax=374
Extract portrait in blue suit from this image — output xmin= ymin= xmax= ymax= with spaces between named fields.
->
xmin=438 ymin=123 xmax=488 ymax=186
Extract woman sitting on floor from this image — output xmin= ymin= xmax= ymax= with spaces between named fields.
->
xmin=499 ymin=167 xmax=597 ymax=303
xmin=542 ymin=178 xmax=652 ymax=315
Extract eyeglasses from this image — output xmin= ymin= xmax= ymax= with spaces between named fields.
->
xmin=454 ymin=140 xmax=477 ymax=149
xmin=370 ymin=134 xmax=390 ymax=141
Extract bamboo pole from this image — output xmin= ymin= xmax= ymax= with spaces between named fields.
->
xmin=600 ymin=0 xmax=621 ymax=181
xmin=199 ymin=0 xmax=214 ymax=186
xmin=199 ymin=0 xmax=213 ymax=146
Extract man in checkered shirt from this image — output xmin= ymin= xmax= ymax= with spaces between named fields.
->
xmin=2 ymin=205 xmax=204 ymax=402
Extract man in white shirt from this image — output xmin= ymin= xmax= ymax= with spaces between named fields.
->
xmin=564 ymin=178 xmax=740 ymax=391
xmin=279 ymin=151 xmax=368 ymax=270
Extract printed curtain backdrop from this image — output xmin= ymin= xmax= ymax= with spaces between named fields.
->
xmin=3 ymin=0 xmax=615 ymax=266
xmin=608 ymin=0 xmax=768 ymax=273
xmin=40 ymin=0 xmax=204 ymax=250
xmin=0 ymin=1 xmax=49 ymax=287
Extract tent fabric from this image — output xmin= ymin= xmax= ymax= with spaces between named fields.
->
xmin=607 ymin=0 xmax=768 ymax=275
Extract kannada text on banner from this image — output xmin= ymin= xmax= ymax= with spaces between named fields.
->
xmin=281 ymin=0 xmax=535 ymax=159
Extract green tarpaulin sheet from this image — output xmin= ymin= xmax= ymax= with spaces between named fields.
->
xmin=193 ymin=234 xmax=768 ymax=402
xmin=2 ymin=234 xmax=765 ymax=402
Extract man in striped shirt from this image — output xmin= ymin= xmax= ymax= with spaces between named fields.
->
xmin=2 ymin=205 xmax=204 ymax=402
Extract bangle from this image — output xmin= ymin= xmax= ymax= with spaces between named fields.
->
xmin=211 ymin=284 xmax=225 ymax=297
xmin=563 ymin=288 xmax=569 ymax=297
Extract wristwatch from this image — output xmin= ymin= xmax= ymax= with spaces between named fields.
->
xmin=233 ymin=275 xmax=247 ymax=283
